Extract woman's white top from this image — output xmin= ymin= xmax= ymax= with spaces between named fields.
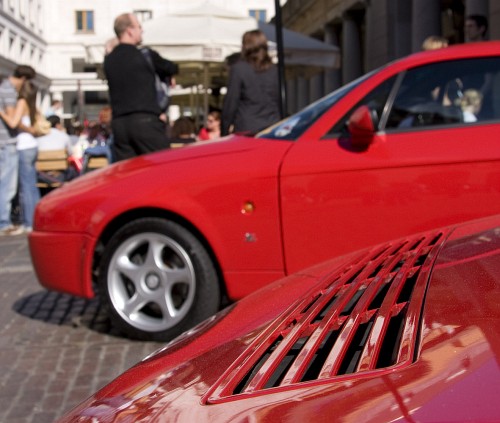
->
xmin=17 ymin=115 xmax=38 ymax=150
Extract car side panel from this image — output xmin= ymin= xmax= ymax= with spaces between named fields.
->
xmin=31 ymin=139 xmax=292 ymax=299
xmin=280 ymin=123 xmax=500 ymax=273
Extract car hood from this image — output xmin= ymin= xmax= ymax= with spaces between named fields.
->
xmin=58 ymin=216 xmax=500 ymax=422
xmin=34 ymin=134 xmax=291 ymax=235
xmin=53 ymin=134 xmax=261 ymax=194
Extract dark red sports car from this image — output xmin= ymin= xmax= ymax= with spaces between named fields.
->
xmin=30 ymin=42 xmax=500 ymax=341
xmin=58 ymin=215 xmax=500 ymax=422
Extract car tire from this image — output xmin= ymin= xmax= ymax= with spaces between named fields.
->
xmin=98 ymin=217 xmax=220 ymax=341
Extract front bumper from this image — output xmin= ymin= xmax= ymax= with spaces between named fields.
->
xmin=29 ymin=231 xmax=96 ymax=298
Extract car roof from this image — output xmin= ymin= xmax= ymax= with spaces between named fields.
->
xmin=391 ymin=40 xmax=500 ymax=70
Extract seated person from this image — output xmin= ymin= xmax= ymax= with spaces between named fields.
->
xmin=198 ymin=111 xmax=221 ymax=141
xmin=460 ymin=89 xmax=483 ymax=122
xmin=36 ymin=115 xmax=80 ymax=182
xmin=82 ymin=120 xmax=113 ymax=166
xmin=37 ymin=115 xmax=73 ymax=154
xmin=169 ymin=117 xmax=196 ymax=146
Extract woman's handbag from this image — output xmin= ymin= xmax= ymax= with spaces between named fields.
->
xmin=33 ymin=112 xmax=51 ymax=137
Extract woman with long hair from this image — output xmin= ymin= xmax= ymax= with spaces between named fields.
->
xmin=0 ymin=80 xmax=40 ymax=233
xmin=221 ymin=29 xmax=280 ymax=135
xmin=198 ymin=110 xmax=221 ymax=141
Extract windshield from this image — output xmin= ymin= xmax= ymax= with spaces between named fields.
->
xmin=256 ymin=70 xmax=377 ymax=140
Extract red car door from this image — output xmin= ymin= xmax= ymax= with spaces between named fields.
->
xmin=280 ymin=56 xmax=500 ymax=274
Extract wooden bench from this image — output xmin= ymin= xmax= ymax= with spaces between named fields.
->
xmin=35 ymin=149 xmax=68 ymax=188
xmin=81 ymin=155 xmax=109 ymax=174
xmin=85 ymin=156 xmax=108 ymax=170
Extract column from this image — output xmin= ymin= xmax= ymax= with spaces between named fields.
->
xmin=342 ymin=13 xmax=362 ymax=84
xmin=489 ymin=0 xmax=500 ymax=40
xmin=287 ymin=77 xmax=298 ymax=115
xmin=392 ymin=0 xmax=412 ymax=58
xmin=297 ymin=75 xmax=309 ymax=111
xmin=466 ymin=0 xmax=489 ymax=17
xmin=324 ymin=24 xmax=341 ymax=94
xmin=309 ymin=73 xmax=323 ymax=103
xmin=412 ymin=0 xmax=441 ymax=52
xmin=365 ymin=0 xmax=388 ymax=68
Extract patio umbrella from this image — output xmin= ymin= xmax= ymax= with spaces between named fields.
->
xmin=258 ymin=21 xmax=340 ymax=69
xmin=141 ymin=2 xmax=257 ymax=118
xmin=142 ymin=3 xmax=256 ymax=64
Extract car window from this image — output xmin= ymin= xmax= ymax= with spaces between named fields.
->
xmin=385 ymin=57 xmax=500 ymax=130
xmin=324 ymin=76 xmax=397 ymax=138
xmin=257 ymin=69 xmax=379 ymax=141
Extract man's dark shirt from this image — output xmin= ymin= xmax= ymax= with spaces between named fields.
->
xmin=103 ymin=43 xmax=179 ymax=161
xmin=104 ymin=44 xmax=177 ymax=119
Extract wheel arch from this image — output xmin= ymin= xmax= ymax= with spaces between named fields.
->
xmin=91 ymin=207 xmax=227 ymax=301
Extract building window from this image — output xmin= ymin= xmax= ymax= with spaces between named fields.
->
xmin=20 ymin=39 xmax=26 ymax=59
xmin=249 ymin=9 xmax=267 ymax=22
xmin=76 ymin=10 xmax=94 ymax=33
xmin=9 ymin=33 xmax=15 ymax=53
xmin=134 ymin=10 xmax=153 ymax=23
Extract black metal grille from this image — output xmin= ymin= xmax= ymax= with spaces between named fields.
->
xmin=206 ymin=230 xmax=447 ymax=402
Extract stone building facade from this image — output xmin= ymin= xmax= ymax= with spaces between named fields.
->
xmin=0 ymin=0 xmax=50 ymax=107
xmin=281 ymin=0 xmax=500 ymax=113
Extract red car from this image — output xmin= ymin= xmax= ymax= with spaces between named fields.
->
xmin=30 ymin=41 xmax=500 ymax=341
xmin=58 ymin=215 xmax=500 ymax=422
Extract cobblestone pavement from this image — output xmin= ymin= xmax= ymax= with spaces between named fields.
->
xmin=0 ymin=233 xmax=164 ymax=423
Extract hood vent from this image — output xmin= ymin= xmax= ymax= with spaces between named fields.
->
xmin=205 ymin=230 xmax=447 ymax=402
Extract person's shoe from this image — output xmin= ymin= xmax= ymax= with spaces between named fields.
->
xmin=0 ymin=225 xmax=14 ymax=236
xmin=3 ymin=225 xmax=25 ymax=236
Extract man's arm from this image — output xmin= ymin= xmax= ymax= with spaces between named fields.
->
xmin=0 ymin=100 xmax=25 ymax=129
xmin=148 ymin=48 xmax=179 ymax=81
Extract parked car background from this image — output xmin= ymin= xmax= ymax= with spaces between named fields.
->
xmin=30 ymin=41 xmax=500 ymax=341
xmin=57 ymin=214 xmax=500 ymax=422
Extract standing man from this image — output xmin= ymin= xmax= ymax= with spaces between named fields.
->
xmin=0 ymin=65 xmax=35 ymax=235
xmin=464 ymin=15 xmax=488 ymax=42
xmin=104 ymin=13 xmax=178 ymax=162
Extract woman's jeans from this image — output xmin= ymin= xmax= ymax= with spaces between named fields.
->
xmin=0 ymin=144 xmax=19 ymax=229
xmin=18 ymin=147 xmax=40 ymax=228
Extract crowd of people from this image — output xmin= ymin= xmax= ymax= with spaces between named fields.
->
xmin=0 ymin=84 xmax=114 ymax=235
xmin=0 ymin=65 xmax=38 ymax=235
xmin=103 ymin=12 xmax=280 ymax=161
xmin=0 ymin=12 xmax=490 ymax=236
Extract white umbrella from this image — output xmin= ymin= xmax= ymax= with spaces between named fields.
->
xmin=140 ymin=2 xmax=257 ymax=117
xmin=142 ymin=2 xmax=256 ymax=64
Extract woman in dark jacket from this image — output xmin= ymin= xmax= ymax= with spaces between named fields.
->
xmin=221 ymin=30 xmax=280 ymax=135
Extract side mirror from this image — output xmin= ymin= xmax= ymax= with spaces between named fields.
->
xmin=347 ymin=105 xmax=377 ymax=149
